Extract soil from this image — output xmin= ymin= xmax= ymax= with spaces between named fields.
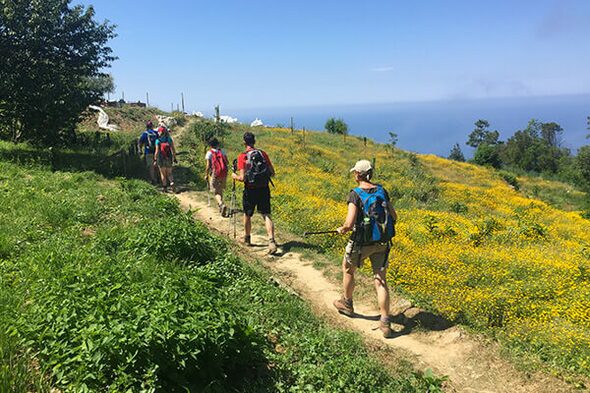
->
xmin=175 ymin=190 xmax=578 ymax=393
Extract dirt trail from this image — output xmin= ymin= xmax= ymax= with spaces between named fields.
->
xmin=175 ymin=190 xmax=575 ymax=393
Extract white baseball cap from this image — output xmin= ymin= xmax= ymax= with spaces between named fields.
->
xmin=350 ymin=159 xmax=373 ymax=174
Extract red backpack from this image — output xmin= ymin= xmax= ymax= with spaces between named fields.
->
xmin=159 ymin=142 xmax=171 ymax=160
xmin=210 ymin=149 xmax=228 ymax=178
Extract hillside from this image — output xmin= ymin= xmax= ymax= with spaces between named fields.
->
xmin=0 ymin=134 xmax=435 ymax=392
xmin=183 ymin=119 xmax=590 ymax=382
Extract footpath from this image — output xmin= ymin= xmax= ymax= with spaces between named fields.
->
xmin=175 ymin=190 xmax=575 ymax=393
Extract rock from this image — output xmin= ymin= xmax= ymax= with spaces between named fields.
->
xmin=403 ymin=307 xmax=423 ymax=319
xmin=391 ymin=298 xmax=412 ymax=315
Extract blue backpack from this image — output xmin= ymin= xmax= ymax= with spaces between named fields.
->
xmin=145 ymin=129 xmax=158 ymax=153
xmin=353 ymin=185 xmax=395 ymax=245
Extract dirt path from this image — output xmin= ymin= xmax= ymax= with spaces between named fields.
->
xmin=175 ymin=190 xmax=575 ymax=393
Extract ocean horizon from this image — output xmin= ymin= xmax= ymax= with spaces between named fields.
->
xmin=224 ymin=94 xmax=590 ymax=157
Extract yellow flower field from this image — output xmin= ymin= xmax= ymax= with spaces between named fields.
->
xmin=215 ymin=125 xmax=590 ymax=376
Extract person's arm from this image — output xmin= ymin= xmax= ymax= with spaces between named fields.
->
xmin=337 ymin=203 xmax=358 ymax=234
xmin=205 ymin=159 xmax=211 ymax=179
xmin=389 ymin=204 xmax=398 ymax=222
xmin=232 ymin=154 xmax=245 ymax=182
xmin=138 ymin=133 xmax=145 ymax=154
xmin=263 ymin=151 xmax=275 ymax=177
xmin=171 ymin=139 xmax=178 ymax=162
xmin=154 ymin=141 xmax=159 ymax=162
xmin=232 ymin=168 xmax=245 ymax=182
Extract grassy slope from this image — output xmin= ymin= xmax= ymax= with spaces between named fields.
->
xmin=184 ymin=120 xmax=590 ymax=380
xmin=0 ymin=133 xmax=432 ymax=392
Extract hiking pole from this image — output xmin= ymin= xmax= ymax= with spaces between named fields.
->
xmin=232 ymin=179 xmax=237 ymax=239
xmin=206 ymin=173 xmax=211 ymax=207
xmin=228 ymin=159 xmax=238 ymax=238
xmin=303 ymin=230 xmax=340 ymax=237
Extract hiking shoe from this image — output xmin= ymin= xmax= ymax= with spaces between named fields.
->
xmin=221 ymin=205 xmax=229 ymax=218
xmin=379 ymin=318 xmax=393 ymax=338
xmin=268 ymin=239 xmax=278 ymax=255
xmin=242 ymin=235 xmax=252 ymax=246
xmin=333 ymin=297 xmax=354 ymax=317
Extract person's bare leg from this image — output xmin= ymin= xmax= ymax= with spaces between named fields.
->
xmin=215 ymin=192 xmax=223 ymax=206
xmin=244 ymin=215 xmax=252 ymax=237
xmin=262 ymin=214 xmax=275 ymax=240
xmin=159 ymin=167 xmax=167 ymax=187
xmin=343 ymin=258 xmax=356 ymax=300
xmin=373 ymin=270 xmax=390 ymax=320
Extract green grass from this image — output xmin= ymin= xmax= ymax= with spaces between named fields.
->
xmin=0 ymin=139 xmax=435 ymax=392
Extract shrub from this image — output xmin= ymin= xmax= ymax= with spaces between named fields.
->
xmin=499 ymin=171 xmax=520 ymax=190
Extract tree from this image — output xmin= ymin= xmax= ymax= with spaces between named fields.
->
xmin=0 ymin=0 xmax=116 ymax=144
xmin=576 ymin=145 xmax=590 ymax=188
xmin=473 ymin=144 xmax=502 ymax=168
xmin=448 ymin=143 xmax=465 ymax=162
xmin=540 ymin=122 xmax=563 ymax=148
xmin=466 ymin=119 xmax=500 ymax=148
xmin=502 ymin=119 xmax=568 ymax=173
xmin=325 ymin=118 xmax=348 ymax=135
xmin=388 ymin=131 xmax=398 ymax=147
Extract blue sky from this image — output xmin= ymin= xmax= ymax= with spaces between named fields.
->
xmin=79 ymin=0 xmax=590 ymax=113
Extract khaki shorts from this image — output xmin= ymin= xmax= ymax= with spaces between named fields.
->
xmin=209 ymin=176 xmax=227 ymax=195
xmin=145 ymin=153 xmax=154 ymax=168
xmin=344 ymin=240 xmax=390 ymax=272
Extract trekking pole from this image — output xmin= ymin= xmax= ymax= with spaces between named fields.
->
xmin=206 ymin=173 xmax=211 ymax=207
xmin=303 ymin=230 xmax=340 ymax=237
xmin=232 ymin=180 xmax=237 ymax=239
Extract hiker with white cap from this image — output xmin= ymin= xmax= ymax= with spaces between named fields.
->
xmin=333 ymin=159 xmax=397 ymax=337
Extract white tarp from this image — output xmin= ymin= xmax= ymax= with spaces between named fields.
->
xmin=88 ymin=105 xmax=119 ymax=131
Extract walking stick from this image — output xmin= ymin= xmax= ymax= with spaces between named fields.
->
xmin=232 ymin=179 xmax=237 ymax=239
xmin=303 ymin=230 xmax=340 ymax=237
xmin=206 ymin=173 xmax=211 ymax=207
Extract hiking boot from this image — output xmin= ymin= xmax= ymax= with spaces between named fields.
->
xmin=379 ymin=318 xmax=393 ymax=338
xmin=268 ymin=239 xmax=278 ymax=255
xmin=333 ymin=297 xmax=354 ymax=317
xmin=242 ymin=235 xmax=252 ymax=246
xmin=220 ymin=204 xmax=229 ymax=218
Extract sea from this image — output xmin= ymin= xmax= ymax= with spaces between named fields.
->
xmin=225 ymin=94 xmax=590 ymax=157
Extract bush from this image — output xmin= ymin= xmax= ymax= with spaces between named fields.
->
xmin=498 ymin=171 xmax=520 ymax=190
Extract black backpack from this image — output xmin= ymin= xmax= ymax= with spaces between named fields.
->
xmin=245 ymin=149 xmax=270 ymax=187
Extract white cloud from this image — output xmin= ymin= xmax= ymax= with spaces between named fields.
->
xmin=371 ymin=66 xmax=394 ymax=72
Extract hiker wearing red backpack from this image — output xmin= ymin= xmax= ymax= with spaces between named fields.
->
xmin=333 ymin=159 xmax=397 ymax=338
xmin=205 ymin=138 xmax=229 ymax=217
xmin=231 ymin=132 xmax=278 ymax=255
xmin=154 ymin=126 xmax=177 ymax=193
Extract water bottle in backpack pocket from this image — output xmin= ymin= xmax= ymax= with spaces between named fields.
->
xmin=354 ymin=186 xmax=395 ymax=245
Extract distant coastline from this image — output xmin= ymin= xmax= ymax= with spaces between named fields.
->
xmin=225 ymin=94 xmax=590 ymax=157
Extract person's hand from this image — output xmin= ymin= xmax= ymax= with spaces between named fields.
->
xmin=337 ymin=226 xmax=345 ymax=234
xmin=173 ymin=158 xmax=178 ymax=164
xmin=231 ymin=172 xmax=238 ymax=180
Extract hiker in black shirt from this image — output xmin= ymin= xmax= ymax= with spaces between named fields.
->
xmin=333 ymin=160 xmax=397 ymax=338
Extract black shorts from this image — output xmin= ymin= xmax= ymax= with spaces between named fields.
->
xmin=243 ymin=186 xmax=271 ymax=217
